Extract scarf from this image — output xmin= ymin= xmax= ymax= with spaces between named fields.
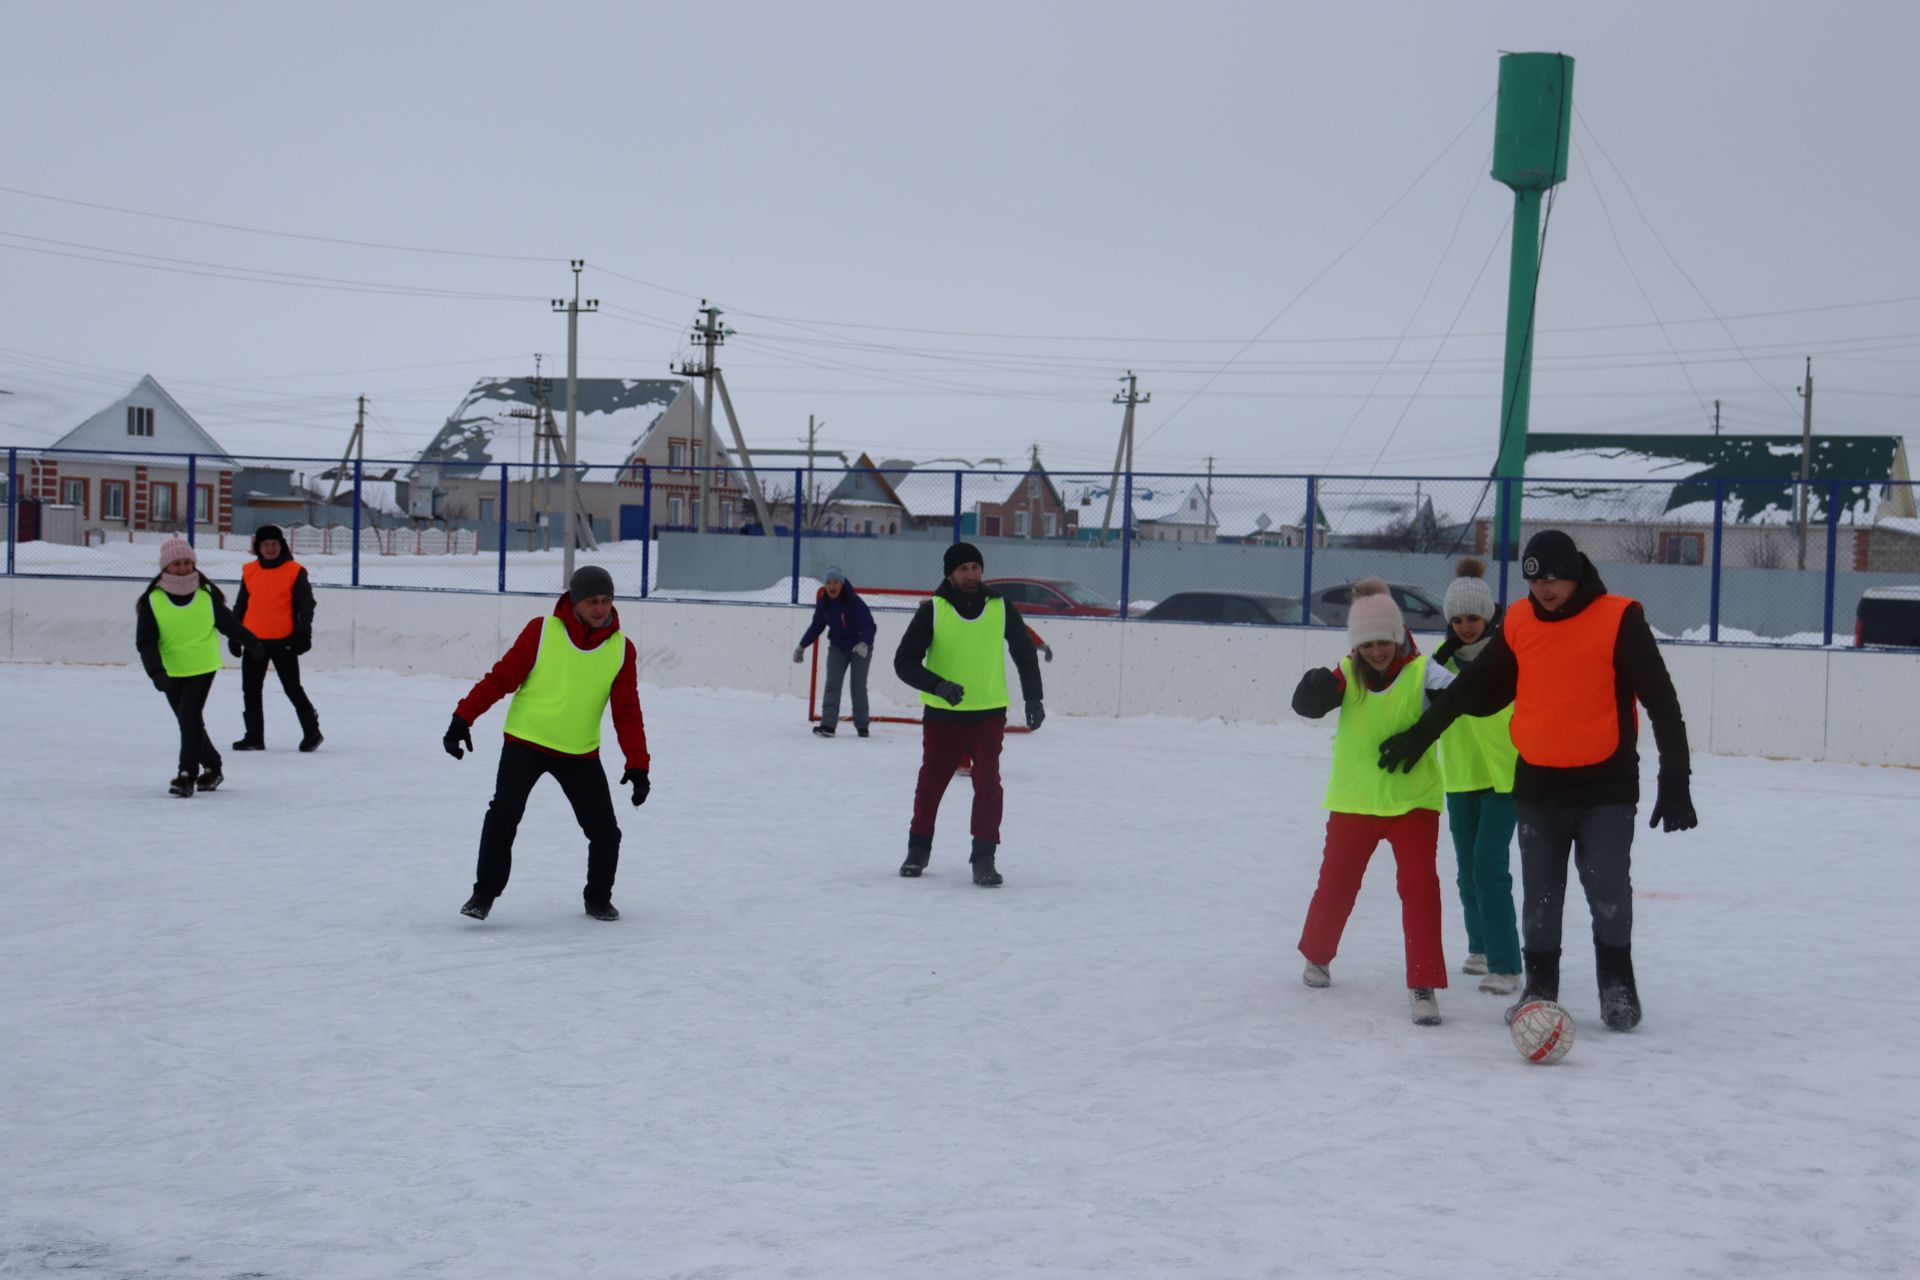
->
xmin=158 ymin=571 xmax=200 ymax=597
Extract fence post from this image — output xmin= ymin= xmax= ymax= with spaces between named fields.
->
xmin=1496 ymin=477 xmax=1514 ymax=606
xmin=791 ymin=468 xmax=804 ymax=605
xmin=1709 ymin=479 xmax=1725 ymax=643
xmin=185 ymin=454 xmax=198 ymax=547
xmin=640 ymin=463 xmax=652 ymax=599
xmin=951 ymin=471 xmax=964 ymax=544
xmin=1301 ymin=475 xmax=1317 ymax=625
xmin=1120 ymin=470 xmax=1134 ymax=619
xmin=1823 ymin=479 xmax=1841 ymax=646
xmin=351 ymin=457 xmax=363 ymax=588
xmin=496 ymin=464 xmax=509 ymax=593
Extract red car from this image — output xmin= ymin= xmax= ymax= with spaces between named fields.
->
xmin=986 ymin=577 xmax=1120 ymax=618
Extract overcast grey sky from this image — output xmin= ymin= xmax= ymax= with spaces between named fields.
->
xmin=2 ymin=0 xmax=1915 ymax=476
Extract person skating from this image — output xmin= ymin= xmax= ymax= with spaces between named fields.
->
xmin=954 ymin=623 xmax=1047 ymax=777
xmin=1430 ymin=558 xmax=1523 ymax=997
xmin=135 ymin=537 xmax=246 ymax=797
xmin=793 ymin=565 xmax=877 ymax=738
xmin=892 ymin=542 xmax=1044 ymax=886
xmin=229 ymin=524 xmax=322 ymax=753
xmin=1378 ymin=530 xmax=1696 ymax=1031
xmin=1291 ymin=579 xmax=1456 ymax=1026
xmin=445 ymin=565 xmax=650 ymax=922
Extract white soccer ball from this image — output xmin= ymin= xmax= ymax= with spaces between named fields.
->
xmin=1509 ymin=999 xmax=1576 ymax=1064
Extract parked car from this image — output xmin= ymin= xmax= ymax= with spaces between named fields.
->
xmin=1855 ymin=586 xmax=1920 ymax=647
xmin=1140 ymin=591 xmax=1305 ymax=626
xmin=1307 ymin=581 xmax=1446 ymax=631
xmin=986 ymin=577 xmax=1120 ymax=617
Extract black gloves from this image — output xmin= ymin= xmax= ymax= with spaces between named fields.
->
xmin=292 ymin=631 xmax=312 ymax=656
xmin=151 ymin=673 xmax=171 ymax=693
xmin=1378 ymin=726 xmax=1438 ymax=774
xmin=1025 ymin=701 xmax=1046 ymax=731
xmin=934 ymin=680 xmax=966 ymax=707
xmin=228 ymin=635 xmax=245 ymax=659
xmin=1291 ymin=666 xmax=1344 ymax=718
xmin=621 ymin=768 xmax=650 ymax=807
xmin=443 ymin=714 xmax=473 ymax=760
xmin=1040 ymin=643 xmax=1053 ymax=663
xmin=1649 ymin=773 xmax=1697 ymax=832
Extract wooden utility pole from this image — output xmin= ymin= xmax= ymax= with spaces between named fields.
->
xmin=1713 ymin=398 xmax=1721 ymax=437
xmin=550 ymin=261 xmax=598 ymax=585
xmin=1099 ymin=371 xmax=1149 ymax=543
xmin=324 ymin=394 xmax=367 ymax=523
xmin=1796 ymin=357 xmax=1814 ymax=571
xmin=672 ymin=302 xmax=774 ymax=535
xmin=1204 ymin=455 xmax=1215 ymax=529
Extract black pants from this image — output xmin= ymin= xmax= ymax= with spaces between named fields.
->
xmin=474 ymin=741 xmax=621 ymax=904
xmin=1515 ymin=801 xmax=1636 ymax=951
xmin=163 ymin=672 xmax=221 ymax=777
xmin=242 ymin=639 xmax=319 ymax=741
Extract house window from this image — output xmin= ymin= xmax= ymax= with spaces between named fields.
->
xmin=127 ymin=406 xmax=155 ymax=437
xmin=1027 ymin=477 xmax=1039 ymax=500
xmin=721 ymin=501 xmax=736 ymax=528
xmin=863 ymin=520 xmax=874 ymax=535
xmin=102 ymin=481 xmax=127 ymax=520
xmin=1659 ymin=531 xmax=1705 ymax=566
xmin=478 ymin=497 xmax=495 ymax=523
xmin=669 ymin=442 xmax=686 ymax=468
xmin=1044 ymin=512 xmax=1057 ymax=537
xmin=984 ymin=514 xmax=1002 ymax=536
xmin=151 ymin=482 xmax=177 ymax=524
xmin=61 ymin=478 xmax=89 ymax=516
xmin=195 ymin=485 xmax=213 ymax=523
xmin=668 ymin=496 xmax=684 ymax=526
xmin=1015 ymin=510 xmax=1030 ymax=536
xmin=690 ymin=442 xmax=703 ymax=468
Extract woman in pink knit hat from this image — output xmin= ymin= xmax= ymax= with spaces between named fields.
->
xmin=1288 ymin=579 xmax=1456 ymax=1026
xmin=135 ymin=536 xmax=244 ymax=797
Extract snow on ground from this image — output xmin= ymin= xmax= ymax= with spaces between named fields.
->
xmin=3 ymin=662 xmax=1916 ymax=1279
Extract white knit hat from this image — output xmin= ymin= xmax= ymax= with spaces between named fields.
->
xmin=1442 ymin=557 xmax=1496 ymax=621
xmin=1346 ymin=579 xmax=1405 ymax=648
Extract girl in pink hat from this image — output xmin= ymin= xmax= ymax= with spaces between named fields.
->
xmin=135 ymin=537 xmax=244 ymax=797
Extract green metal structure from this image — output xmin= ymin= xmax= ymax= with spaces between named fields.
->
xmin=1491 ymin=52 xmax=1574 ymax=555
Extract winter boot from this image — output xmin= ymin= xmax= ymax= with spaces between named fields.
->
xmin=299 ymin=725 xmax=324 ymax=753
xmin=196 ymin=767 xmax=224 ymax=793
xmin=1302 ymin=962 xmax=1331 ymax=988
xmin=584 ymin=899 xmax=621 ymax=922
xmin=812 ymin=724 xmax=836 ymax=738
xmin=1409 ymin=988 xmax=1442 ymax=1026
xmin=1505 ymin=948 xmax=1562 ymax=1025
xmin=970 ymin=838 xmax=1003 ymax=887
xmin=856 ymin=726 xmax=870 ymax=738
xmin=1461 ymin=952 xmax=1488 ymax=975
xmin=1478 ymin=971 xmax=1521 ymax=995
xmin=231 ymin=737 xmax=265 ymax=752
xmin=168 ymin=772 xmax=195 ymax=798
xmin=460 ymin=892 xmax=494 ymax=921
xmin=1595 ymin=941 xmax=1643 ymax=1031
xmin=900 ymin=834 xmax=932 ymax=878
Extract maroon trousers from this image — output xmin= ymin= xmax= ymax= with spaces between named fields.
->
xmin=911 ymin=713 xmax=1006 ymax=845
xmin=1298 ymin=809 xmax=1448 ymax=989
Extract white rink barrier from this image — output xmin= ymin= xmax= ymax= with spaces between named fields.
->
xmin=3 ymin=577 xmax=1915 ymax=769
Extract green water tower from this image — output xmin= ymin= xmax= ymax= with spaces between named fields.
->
xmin=1491 ymin=52 xmax=1574 ymax=556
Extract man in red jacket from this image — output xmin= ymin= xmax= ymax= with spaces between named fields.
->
xmin=444 ymin=566 xmax=650 ymax=922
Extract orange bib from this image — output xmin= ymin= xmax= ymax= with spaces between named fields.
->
xmin=241 ymin=559 xmax=301 ymax=640
xmin=1505 ymin=594 xmax=1635 ymax=768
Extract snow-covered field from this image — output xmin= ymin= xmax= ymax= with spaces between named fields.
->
xmin=3 ymin=662 xmax=1916 ymax=1279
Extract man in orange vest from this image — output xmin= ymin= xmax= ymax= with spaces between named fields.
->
xmin=230 ymin=524 xmax=322 ymax=752
xmin=1377 ymin=530 xmax=1696 ymax=1031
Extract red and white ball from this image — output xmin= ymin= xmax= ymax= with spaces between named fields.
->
xmin=1509 ymin=1000 xmax=1576 ymax=1064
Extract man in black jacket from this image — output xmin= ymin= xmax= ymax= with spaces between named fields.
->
xmin=1377 ymin=530 xmax=1697 ymax=1030
xmin=893 ymin=542 xmax=1045 ymax=886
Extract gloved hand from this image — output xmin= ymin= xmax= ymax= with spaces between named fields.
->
xmin=1378 ymin=726 xmax=1437 ymax=774
xmin=1025 ymin=700 xmax=1046 ymax=731
xmin=292 ymin=630 xmax=312 ymax=656
xmin=1648 ymin=772 xmax=1697 ymax=832
xmin=620 ymin=768 xmax=650 ymax=807
xmin=443 ymin=714 xmax=473 ymax=760
xmin=934 ymin=680 xmax=966 ymax=707
xmin=228 ymin=635 xmax=245 ymax=659
xmin=151 ymin=673 xmax=171 ymax=693
xmin=852 ymin=642 xmax=870 ymax=659
xmin=1300 ymin=666 xmax=1341 ymax=701
xmin=1040 ymin=643 xmax=1053 ymax=663
xmin=792 ymin=646 xmax=805 ymax=664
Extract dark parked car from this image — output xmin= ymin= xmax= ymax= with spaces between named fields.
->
xmin=1140 ymin=591 xmax=1305 ymax=626
xmin=1855 ymin=587 xmax=1920 ymax=647
xmin=1308 ymin=581 xmax=1446 ymax=631
xmin=986 ymin=577 xmax=1120 ymax=617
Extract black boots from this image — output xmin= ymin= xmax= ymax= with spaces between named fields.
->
xmin=299 ymin=726 xmax=324 ymax=752
xmin=168 ymin=772 xmax=195 ymax=798
xmin=196 ymin=767 xmax=224 ymax=792
xmin=970 ymin=839 xmax=1003 ymax=888
xmin=1595 ymin=941 xmax=1642 ymax=1031
xmin=812 ymin=724 xmax=836 ymax=738
xmin=900 ymin=834 xmax=932 ymax=878
xmin=232 ymin=737 xmax=265 ymax=751
xmin=1504 ymin=948 xmax=1562 ymax=1025
xmin=584 ymin=899 xmax=620 ymax=921
xmin=460 ymin=893 xmax=494 ymax=920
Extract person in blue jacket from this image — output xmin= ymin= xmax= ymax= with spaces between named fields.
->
xmin=793 ymin=565 xmax=878 ymax=737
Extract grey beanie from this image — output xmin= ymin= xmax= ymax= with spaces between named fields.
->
xmin=823 ymin=564 xmax=845 ymax=583
xmin=1443 ymin=559 xmax=1496 ymax=621
xmin=568 ymin=564 xmax=615 ymax=602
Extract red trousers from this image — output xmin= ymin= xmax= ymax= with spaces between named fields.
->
xmin=1297 ymin=809 xmax=1448 ymax=989
xmin=911 ymin=714 xmax=1005 ymax=845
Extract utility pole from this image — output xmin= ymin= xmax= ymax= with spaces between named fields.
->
xmin=1796 ymin=356 xmax=1814 ymax=571
xmin=1099 ymin=371 xmax=1149 ymax=543
xmin=672 ymin=302 xmax=774 ymax=535
xmin=324 ymin=394 xmax=367 ymax=525
xmin=805 ymin=414 xmax=821 ymax=527
xmin=1204 ymin=455 xmax=1215 ymax=530
xmin=1713 ymin=398 xmax=1721 ymax=437
xmin=550 ymin=260 xmax=597 ymax=586
xmin=509 ymin=358 xmax=555 ymax=533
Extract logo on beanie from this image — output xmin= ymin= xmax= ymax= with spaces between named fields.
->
xmin=1522 ymin=556 xmax=1540 ymax=578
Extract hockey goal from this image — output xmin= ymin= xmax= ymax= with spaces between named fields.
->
xmin=802 ymin=586 xmax=1032 ymax=733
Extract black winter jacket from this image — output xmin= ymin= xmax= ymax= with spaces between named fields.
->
xmin=893 ymin=581 xmax=1043 ymax=722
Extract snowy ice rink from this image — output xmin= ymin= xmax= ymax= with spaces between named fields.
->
xmin=3 ymin=661 xmax=1916 ymax=1279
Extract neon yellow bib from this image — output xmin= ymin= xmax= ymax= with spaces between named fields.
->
xmin=1436 ymin=657 xmax=1518 ymax=793
xmin=149 ymin=587 xmax=221 ymax=678
xmin=919 ymin=595 xmax=1009 ymax=712
xmin=502 ymin=615 xmax=625 ymax=753
xmin=1323 ymin=655 xmax=1443 ymax=816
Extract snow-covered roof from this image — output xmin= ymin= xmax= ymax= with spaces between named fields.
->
xmin=288 ymin=467 xmax=407 ymax=517
xmin=417 ymin=376 xmax=689 ymax=474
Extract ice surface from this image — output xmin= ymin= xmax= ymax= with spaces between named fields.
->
xmin=3 ymin=663 xmax=1916 ymax=1278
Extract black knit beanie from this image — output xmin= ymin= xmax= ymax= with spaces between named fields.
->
xmin=1521 ymin=530 xmax=1583 ymax=582
xmin=252 ymin=524 xmax=286 ymax=549
xmin=944 ymin=542 xmax=983 ymax=577
xmin=569 ymin=564 xmax=615 ymax=602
